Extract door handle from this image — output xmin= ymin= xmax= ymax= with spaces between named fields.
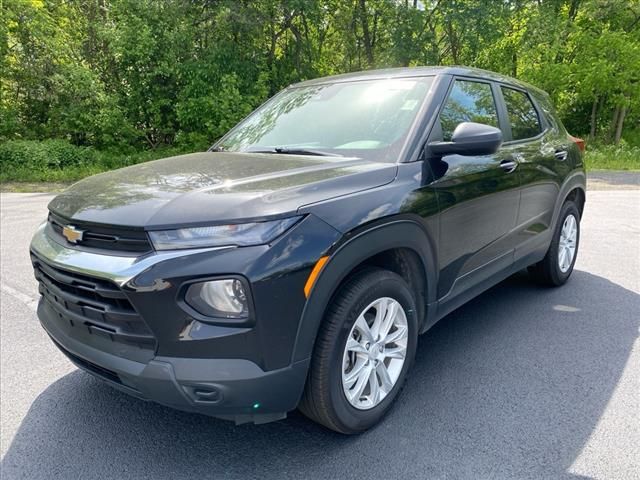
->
xmin=555 ymin=150 xmax=568 ymax=161
xmin=500 ymin=159 xmax=518 ymax=173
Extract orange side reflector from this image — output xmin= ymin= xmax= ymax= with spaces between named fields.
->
xmin=569 ymin=134 xmax=586 ymax=153
xmin=304 ymin=256 xmax=329 ymax=298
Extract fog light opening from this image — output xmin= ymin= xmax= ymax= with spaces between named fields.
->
xmin=185 ymin=278 xmax=249 ymax=319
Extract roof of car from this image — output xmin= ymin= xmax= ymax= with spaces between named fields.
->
xmin=293 ymin=66 xmax=548 ymax=98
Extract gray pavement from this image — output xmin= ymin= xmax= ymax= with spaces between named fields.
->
xmin=586 ymin=171 xmax=640 ymax=190
xmin=0 ymin=190 xmax=638 ymax=479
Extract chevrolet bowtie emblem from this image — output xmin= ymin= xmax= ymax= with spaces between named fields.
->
xmin=62 ymin=225 xmax=84 ymax=243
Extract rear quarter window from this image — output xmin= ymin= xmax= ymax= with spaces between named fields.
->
xmin=531 ymin=92 xmax=562 ymax=134
xmin=501 ymin=87 xmax=542 ymax=140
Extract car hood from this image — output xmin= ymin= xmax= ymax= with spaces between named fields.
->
xmin=48 ymin=151 xmax=397 ymax=228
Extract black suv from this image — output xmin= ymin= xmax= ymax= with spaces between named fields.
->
xmin=30 ymin=66 xmax=586 ymax=434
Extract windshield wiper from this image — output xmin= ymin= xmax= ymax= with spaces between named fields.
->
xmin=246 ymin=147 xmax=343 ymax=157
xmin=275 ymin=147 xmax=343 ymax=157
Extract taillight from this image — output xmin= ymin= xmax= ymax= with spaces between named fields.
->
xmin=569 ymin=135 xmax=585 ymax=153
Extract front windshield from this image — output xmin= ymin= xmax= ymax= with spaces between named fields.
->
xmin=216 ymin=77 xmax=434 ymax=162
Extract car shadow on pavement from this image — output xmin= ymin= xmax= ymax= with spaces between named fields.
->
xmin=2 ymin=270 xmax=638 ymax=480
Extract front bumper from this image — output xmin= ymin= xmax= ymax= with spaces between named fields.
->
xmin=30 ymin=215 xmax=341 ymax=423
xmin=40 ymin=298 xmax=309 ymax=423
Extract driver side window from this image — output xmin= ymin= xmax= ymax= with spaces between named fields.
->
xmin=440 ymin=80 xmax=499 ymax=141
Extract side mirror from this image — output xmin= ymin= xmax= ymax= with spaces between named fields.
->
xmin=428 ymin=122 xmax=503 ymax=156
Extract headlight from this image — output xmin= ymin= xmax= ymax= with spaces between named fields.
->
xmin=185 ymin=279 xmax=249 ymax=319
xmin=148 ymin=216 xmax=301 ymax=250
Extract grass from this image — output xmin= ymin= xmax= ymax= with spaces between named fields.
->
xmin=584 ymin=144 xmax=640 ymax=171
xmin=0 ymin=181 xmax=72 ymax=193
xmin=2 ymin=164 xmax=106 ymax=184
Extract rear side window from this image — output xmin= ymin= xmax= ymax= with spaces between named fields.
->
xmin=439 ymin=80 xmax=499 ymax=141
xmin=501 ymin=87 xmax=542 ymax=140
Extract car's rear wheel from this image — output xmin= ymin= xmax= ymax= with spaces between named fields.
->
xmin=299 ymin=267 xmax=418 ymax=434
xmin=528 ymin=200 xmax=581 ymax=286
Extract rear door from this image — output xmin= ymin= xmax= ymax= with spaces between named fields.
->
xmin=496 ymin=85 xmax=572 ymax=261
xmin=427 ymin=77 xmax=520 ymax=300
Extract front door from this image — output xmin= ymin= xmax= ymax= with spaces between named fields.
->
xmin=427 ymin=78 xmax=520 ymax=300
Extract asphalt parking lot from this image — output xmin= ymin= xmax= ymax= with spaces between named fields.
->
xmin=1 ymin=186 xmax=638 ymax=480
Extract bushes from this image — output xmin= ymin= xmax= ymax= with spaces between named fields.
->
xmin=0 ymin=140 xmax=97 ymax=171
xmin=0 ymin=140 xmax=188 ymax=182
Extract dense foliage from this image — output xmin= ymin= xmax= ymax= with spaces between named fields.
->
xmin=1 ymin=0 xmax=639 ymax=177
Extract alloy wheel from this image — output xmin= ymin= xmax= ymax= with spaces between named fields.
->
xmin=558 ymin=213 xmax=578 ymax=273
xmin=341 ymin=297 xmax=408 ymax=410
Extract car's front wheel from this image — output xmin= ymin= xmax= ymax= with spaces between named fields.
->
xmin=529 ymin=200 xmax=581 ymax=286
xmin=299 ymin=267 xmax=418 ymax=434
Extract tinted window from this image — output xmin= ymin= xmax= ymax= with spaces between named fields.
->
xmin=501 ymin=87 xmax=541 ymax=140
xmin=439 ymin=80 xmax=498 ymax=141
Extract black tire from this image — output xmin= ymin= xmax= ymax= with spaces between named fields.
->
xmin=528 ymin=200 xmax=581 ymax=286
xmin=298 ymin=267 xmax=418 ymax=434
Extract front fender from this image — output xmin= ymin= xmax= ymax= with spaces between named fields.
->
xmin=291 ymin=218 xmax=438 ymax=363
